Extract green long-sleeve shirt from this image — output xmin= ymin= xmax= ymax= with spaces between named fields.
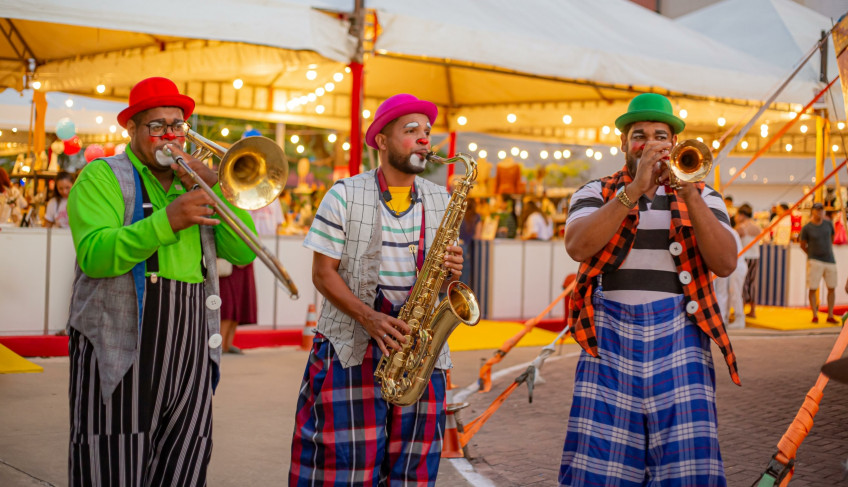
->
xmin=68 ymin=146 xmax=256 ymax=283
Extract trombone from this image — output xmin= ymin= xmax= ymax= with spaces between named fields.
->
xmin=163 ymin=129 xmax=299 ymax=299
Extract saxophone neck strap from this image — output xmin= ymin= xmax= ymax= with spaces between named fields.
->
xmin=376 ymin=167 xmax=419 ymax=210
xmin=375 ymin=167 xmax=426 ymax=270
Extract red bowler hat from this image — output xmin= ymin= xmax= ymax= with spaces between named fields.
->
xmin=365 ymin=94 xmax=438 ymax=149
xmin=117 ymin=77 xmax=195 ymax=128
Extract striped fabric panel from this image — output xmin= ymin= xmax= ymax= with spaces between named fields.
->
xmin=304 ymin=184 xmax=422 ymax=307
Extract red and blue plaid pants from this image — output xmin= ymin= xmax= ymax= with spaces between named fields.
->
xmin=289 ymin=334 xmax=446 ymax=486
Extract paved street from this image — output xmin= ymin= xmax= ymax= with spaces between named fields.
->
xmin=1 ymin=328 xmax=847 ymax=486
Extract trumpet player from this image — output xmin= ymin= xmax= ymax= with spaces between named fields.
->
xmin=289 ymin=94 xmax=463 ymax=486
xmin=561 ymin=93 xmax=740 ymax=486
xmin=66 ymin=77 xmax=257 ymax=486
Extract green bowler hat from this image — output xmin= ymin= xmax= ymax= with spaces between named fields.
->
xmin=615 ymin=93 xmax=685 ymax=134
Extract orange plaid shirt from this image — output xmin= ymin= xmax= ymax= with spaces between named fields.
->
xmin=567 ymin=167 xmax=741 ymax=386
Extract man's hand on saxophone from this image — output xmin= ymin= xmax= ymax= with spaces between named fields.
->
xmin=440 ymin=245 xmax=464 ymax=293
xmin=361 ymin=309 xmax=409 ymax=356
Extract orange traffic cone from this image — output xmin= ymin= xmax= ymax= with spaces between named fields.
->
xmin=441 ymin=385 xmax=469 ymax=458
xmin=301 ymin=304 xmax=317 ymax=351
xmin=445 ymin=369 xmax=459 ymax=390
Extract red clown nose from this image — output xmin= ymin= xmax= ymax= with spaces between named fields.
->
xmin=416 ymin=138 xmax=428 ymax=145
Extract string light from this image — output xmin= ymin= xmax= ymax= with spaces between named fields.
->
xmin=507 ymin=113 xmax=517 ymax=123
xmin=328 ymin=134 xmax=337 ymax=143
xmin=342 ymin=141 xmax=350 ymax=150
xmin=728 ymin=167 xmax=737 ymax=176
xmin=614 ymin=128 xmax=621 ymax=136
xmin=679 ymin=109 xmax=688 ymax=119
xmin=291 ymin=135 xmax=300 ymax=143
xmin=96 ymin=84 xmax=106 ymax=94
xmin=789 ymin=175 xmax=795 ymax=181
xmin=785 ymin=143 xmax=792 ymax=152
xmin=834 ymin=144 xmax=841 ymax=152
xmin=325 ymin=82 xmax=335 ymax=92
xmin=65 ymin=99 xmax=74 ymax=107
xmin=696 ymin=137 xmax=703 ymax=142
xmin=712 ymin=140 xmax=720 ymax=149
xmin=601 ymin=126 xmax=611 ymax=135
xmin=315 ymin=87 xmax=325 ymax=96
xmin=520 ymin=150 xmax=528 ymax=160
xmin=109 ymin=125 xmax=116 ymax=133
xmin=468 ymin=142 xmax=478 ymax=151
xmin=478 ymin=149 xmax=487 ymax=158
xmin=315 ymin=105 xmax=325 ymax=114
xmin=457 ymin=116 xmax=467 ymax=126
xmin=95 ymin=116 xmax=103 ymax=124
xmin=800 ymin=124 xmax=808 ymax=133
xmin=507 ymin=147 xmax=517 ymax=156
xmin=296 ymin=145 xmax=305 ymax=153
xmin=717 ymin=117 xmax=726 ymax=127
xmin=839 ymin=122 xmax=845 ymax=130
xmin=562 ymin=115 xmax=572 ymax=124
xmin=363 ymin=109 xmax=371 ymax=119
xmin=306 ymin=70 xmax=317 ymax=81
xmin=540 ymin=150 xmax=549 ymax=159
xmin=563 ymin=149 xmax=571 ymax=158
xmin=233 ymin=79 xmax=244 ymax=89
xmin=122 ymin=130 xmax=129 ymax=138
xmin=345 ymin=66 xmax=351 ymax=73
xmin=741 ymin=140 xmax=749 ymax=149
xmin=554 ymin=151 xmax=562 ymax=160
xmin=594 ymin=151 xmax=602 ymax=160
xmin=31 ymin=81 xmax=41 ymax=90
xmin=221 ymin=128 xmax=230 ymax=136
xmin=307 ymin=93 xmax=317 ymax=102
xmin=610 ymin=147 xmax=618 ymax=155
xmin=333 ymin=73 xmax=344 ymax=82
xmin=585 ymin=148 xmax=594 ymax=157
xmin=11 ymin=128 xmax=17 ymax=133
xmin=498 ymin=150 xmax=507 ymax=159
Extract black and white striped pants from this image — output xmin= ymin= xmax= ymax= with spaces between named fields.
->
xmin=69 ymin=278 xmax=213 ymax=487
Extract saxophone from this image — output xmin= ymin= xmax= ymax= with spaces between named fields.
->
xmin=374 ymin=152 xmax=482 ymax=406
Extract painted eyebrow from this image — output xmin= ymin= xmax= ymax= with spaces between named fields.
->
xmin=404 ymin=122 xmax=420 ymax=129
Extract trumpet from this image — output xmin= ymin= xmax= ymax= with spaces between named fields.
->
xmin=162 ymin=129 xmax=299 ymax=299
xmin=666 ymin=139 xmax=713 ymax=189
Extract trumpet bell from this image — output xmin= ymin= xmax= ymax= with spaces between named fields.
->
xmin=219 ymin=136 xmax=289 ymax=211
xmin=669 ymin=139 xmax=712 ymax=186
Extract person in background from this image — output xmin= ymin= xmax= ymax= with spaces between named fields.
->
xmin=800 ymin=202 xmax=838 ymax=324
xmin=66 ymin=76 xmax=256 ymax=486
xmin=43 ymin=171 xmax=75 ymax=228
xmin=494 ymin=194 xmax=517 ymax=238
xmin=714 ymin=229 xmax=747 ymax=329
xmin=562 ymin=93 xmax=739 ymax=486
xmin=735 ymin=203 xmax=761 ymax=318
xmin=459 ymin=198 xmax=482 ymax=286
xmin=724 ymin=195 xmax=737 ymax=227
xmin=0 ymin=167 xmax=28 ymax=225
xmin=520 ymin=198 xmax=553 ymax=240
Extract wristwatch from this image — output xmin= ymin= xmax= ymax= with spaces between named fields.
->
xmin=616 ymin=186 xmax=637 ymax=209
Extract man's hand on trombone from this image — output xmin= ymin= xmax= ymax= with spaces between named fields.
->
xmin=164 ymin=143 xmax=218 ymax=191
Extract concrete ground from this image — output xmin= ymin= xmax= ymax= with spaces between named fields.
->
xmin=1 ymin=328 xmax=847 ymax=486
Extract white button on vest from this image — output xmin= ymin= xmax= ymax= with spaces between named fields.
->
xmin=208 ymin=333 xmax=223 ymax=348
xmin=679 ymin=271 xmax=692 ymax=285
xmin=206 ymin=294 xmax=222 ymax=310
xmin=686 ymin=300 xmax=700 ymax=314
xmin=669 ymin=242 xmax=683 ymax=256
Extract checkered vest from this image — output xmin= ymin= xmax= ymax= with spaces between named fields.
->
xmin=315 ymin=169 xmax=451 ymax=369
xmin=567 ymin=168 xmax=740 ymax=386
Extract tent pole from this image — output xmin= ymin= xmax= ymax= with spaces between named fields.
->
xmin=815 ymin=115 xmax=829 ymax=203
xmin=447 ymin=131 xmax=457 ymax=189
xmin=348 ymin=0 xmax=365 ymax=176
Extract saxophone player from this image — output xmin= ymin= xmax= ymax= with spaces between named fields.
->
xmin=289 ymin=94 xmax=463 ymax=485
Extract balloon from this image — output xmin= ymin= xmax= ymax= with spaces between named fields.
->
xmin=114 ymin=143 xmax=126 ymax=155
xmin=103 ymin=142 xmax=116 ymax=157
xmin=50 ymin=139 xmax=64 ymax=155
xmin=56 ymin=118 xmax=76 ymax=140
xmin=84 ymin=144 xmax=105 ymax=162
xmin=63 ymin=136 xmax=81 ymax=155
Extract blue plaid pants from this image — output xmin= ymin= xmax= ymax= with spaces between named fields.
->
xmin=559 ymin=292 xmax=726 ymax=486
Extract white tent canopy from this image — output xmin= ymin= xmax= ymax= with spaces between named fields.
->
xmin=677 ymin=0 xmax=845 ymax=119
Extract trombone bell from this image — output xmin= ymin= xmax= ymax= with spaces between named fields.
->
xmin=218 ymin=136 xmax=289 ymax=211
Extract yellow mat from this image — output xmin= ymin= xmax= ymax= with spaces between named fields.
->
xmin=745 ymin=306 xmax=842 ymax=331
xmin=448 ymin=320 xmax=575 ymax=352
xmin=0 ymin=344 xmax=43 ymax=374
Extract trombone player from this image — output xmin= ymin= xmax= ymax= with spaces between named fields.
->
xmin=560 ymin=93 xmax=740 ymax=486
xmin=66 ymin=77 xmax=256 ymax=486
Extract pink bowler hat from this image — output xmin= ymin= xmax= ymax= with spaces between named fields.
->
xmin=365 ymin=94 xmax=438 ymax=149
xmin=117 ymin=77 xmax=195 ymax=128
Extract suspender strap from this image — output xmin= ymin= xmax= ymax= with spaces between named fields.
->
xmin=130 ymin=167 xmax=146 ymax=329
